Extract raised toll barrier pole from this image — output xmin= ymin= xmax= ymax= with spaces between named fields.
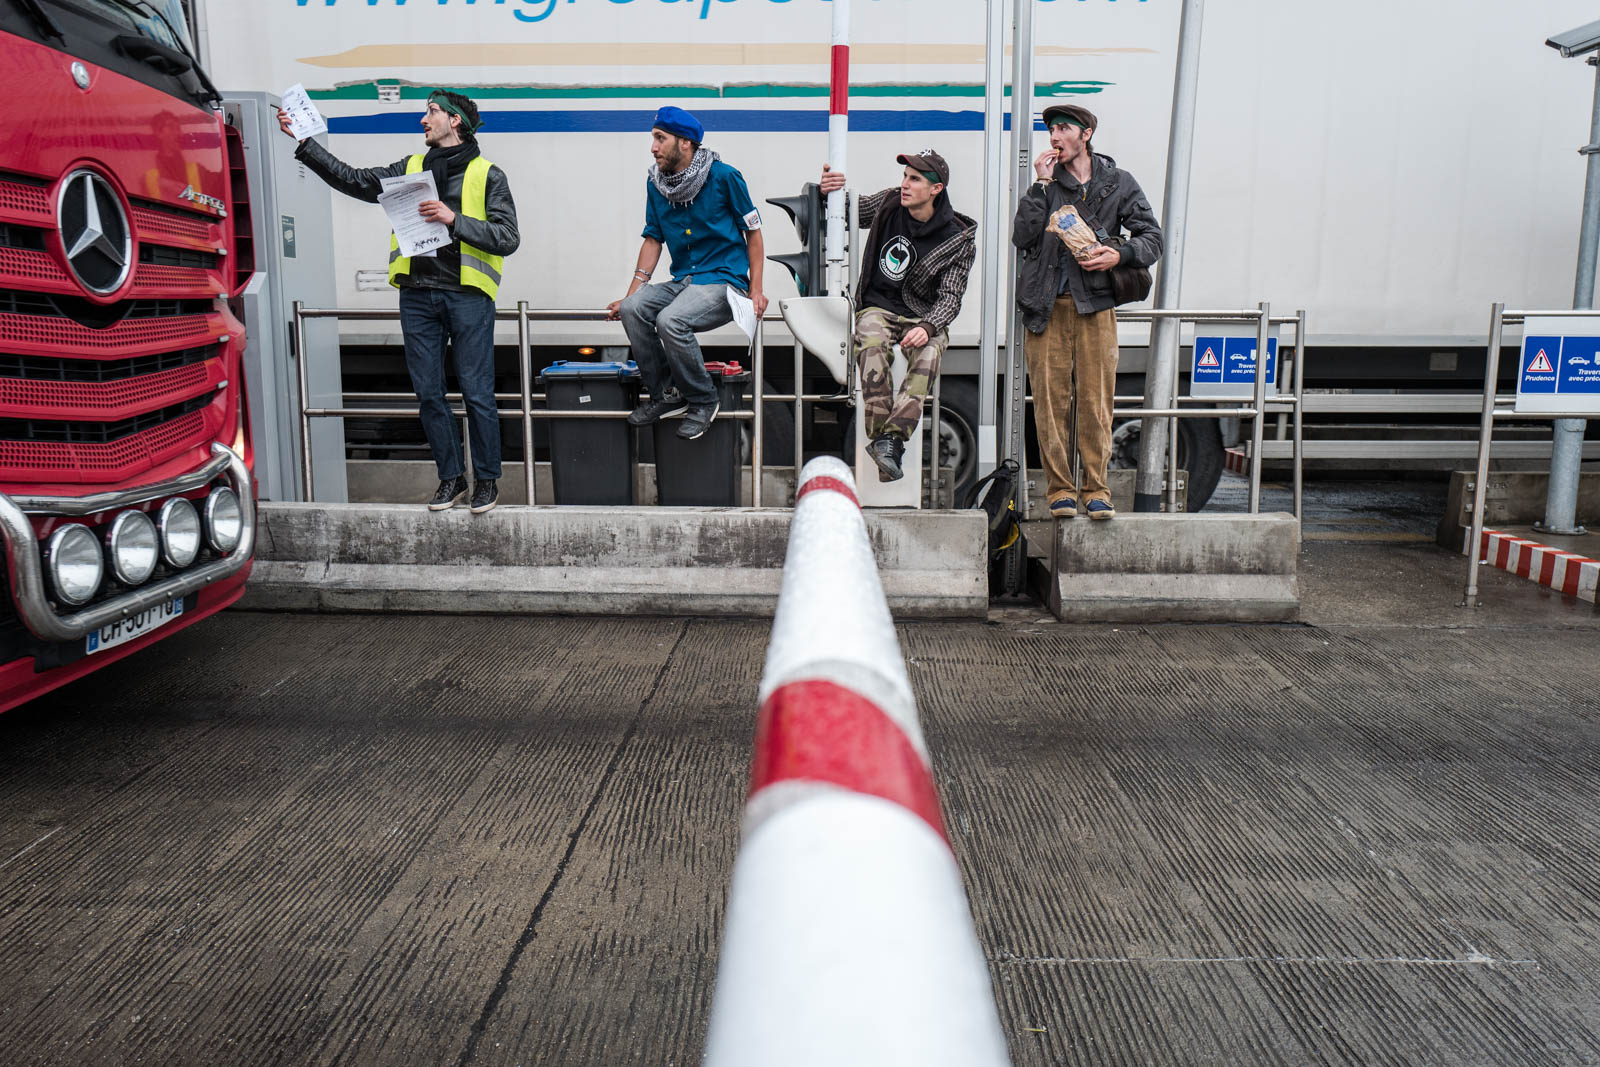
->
xmin=702 ymin=457 xmax=1011 ymax=1067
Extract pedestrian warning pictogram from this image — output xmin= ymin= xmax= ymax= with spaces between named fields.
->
xmin=1198 ymin=347 xmax=1220 ymax=368
xmin=1528 ymin=349 xmax=1554 ymax=374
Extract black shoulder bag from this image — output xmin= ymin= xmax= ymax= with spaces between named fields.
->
xmin=1081 ymin=193 xmax=1153 ymax=306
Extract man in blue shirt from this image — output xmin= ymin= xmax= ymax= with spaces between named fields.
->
xmin=607 ymin=107 xmax=767 ymax=439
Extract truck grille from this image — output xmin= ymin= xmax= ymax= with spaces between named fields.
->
xmin=0 ymin=171 xmax=230 ymax=485
xmin=0 ymin=348 xmax=218 ymax=419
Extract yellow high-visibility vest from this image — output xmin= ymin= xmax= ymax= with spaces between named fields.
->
xmin=387 ymin=154 xmax=503 ymax=300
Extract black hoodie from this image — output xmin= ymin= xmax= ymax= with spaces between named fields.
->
xmin=856 ymin=189 xmax=973 ymax=331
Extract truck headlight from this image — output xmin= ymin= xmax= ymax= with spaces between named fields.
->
xmin=47 ymin=524 xmax=103 ymax=606
xmin=107 ymin=510 xmax=159 ymax=585
xmin=158 ymin=497 xmax=202 ymax=568
xmin=204 ymin=487 xmax=242 ymax=553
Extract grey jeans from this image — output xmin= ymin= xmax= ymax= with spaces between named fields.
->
xmin=618 ymin=281 xmax=735 ymax=406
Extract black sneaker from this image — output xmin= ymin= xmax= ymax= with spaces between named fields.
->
xmin=627 ymin=393 xmax=688 ymax=427
xmin=866 ymin=434 xmax=905 ymax=482
xmin=676 ymin=401 xmax=720 ymax=440
xmin=428 ymin=475 xmax=469 ymax=511
xmin=469 ymin=479 xmax=499 ymax=514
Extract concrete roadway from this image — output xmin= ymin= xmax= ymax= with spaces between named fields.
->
xmin=2 ymin=533 xmax=1599 ymax=1065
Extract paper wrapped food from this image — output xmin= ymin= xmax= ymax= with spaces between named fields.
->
xmin=1047 ymin=204 xmax=1102 ymax=260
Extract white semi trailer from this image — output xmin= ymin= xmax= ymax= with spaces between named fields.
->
xmin=195 ymin=0 xmax=1600 ymax=506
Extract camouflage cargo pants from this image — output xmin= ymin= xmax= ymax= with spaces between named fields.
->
xmin=854 ymin=306 xmax=946 ymax=440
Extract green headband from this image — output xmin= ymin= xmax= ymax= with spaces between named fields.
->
xmin=1048 ymin=116 xmax=1089 ymax=131
xmin=427 ymin=91 xmax=483 ymax=134
xmin=919 ymin=169 xmax=941 ymax=185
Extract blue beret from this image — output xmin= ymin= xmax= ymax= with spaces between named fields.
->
xmin=652 ymin=106 xmax=703 ymax=144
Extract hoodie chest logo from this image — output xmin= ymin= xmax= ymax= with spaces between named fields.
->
xmin=880 ymin=235 xmax=916 ymax=281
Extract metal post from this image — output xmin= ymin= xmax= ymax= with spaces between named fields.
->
xmin=1248 ymin=302 xmax=1270 ymax=514
xmin=1166 ymin=341 xmax=1180 ymax=511
xmin=1465 ymin=303 xmax=1507 ymax=605
xmin=794 ymin=340 xmax=805 ymax=496
xmin=1541 ymin=55 xmax=1600 ymax=536
xmin=931 ymin=373 xmax=943 ymax=507
xmin=752 ymin=317 xmax=765 ymax=507
xmin=517 ymin=301 xmax=535 ymax=506
xmin=293 ymin=300 xmax=313 ymax=502
xmin=976 ymin=0 xmax=1007 ymax=478
xmin=1004 ymin=0 xmax=1035 ymax=515
xmin=1293 ymin=309 xmax=1307 ymax=523
xmin=1134 ymin=0 xmax=1206 ymax=511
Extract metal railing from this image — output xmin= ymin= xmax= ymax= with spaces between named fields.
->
xmin=1463 ymin=304 xmax=1600 ymax=604
xmin=291 ymin=302 xmax=1297 ymax=515
xmin=294 ymin=301 xmax=769 ymax=506
xmin=292 ymin=300 xmax=962 ymax=509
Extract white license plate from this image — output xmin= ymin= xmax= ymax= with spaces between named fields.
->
xmin=85 ymin=598 xmax=185 ymax=655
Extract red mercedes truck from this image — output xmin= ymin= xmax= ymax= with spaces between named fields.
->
xmin=1 ymin=0 xmax=255 ymax=712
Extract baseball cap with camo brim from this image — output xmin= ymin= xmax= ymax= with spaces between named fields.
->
xmin=896 ymin=149 xmax=949 ymax=186
xmin=1042 ymin=104 xmax=1097 ymax=131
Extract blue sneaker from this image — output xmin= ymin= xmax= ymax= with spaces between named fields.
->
xmin=1086 ymin=499 xmax=1116 ymax=520
xmin=1050 ymin=497 xmax=1077 ymax=518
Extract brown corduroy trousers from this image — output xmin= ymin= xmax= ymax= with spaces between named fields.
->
xmin=1024 ymin=297 xmax=1119 ymax=506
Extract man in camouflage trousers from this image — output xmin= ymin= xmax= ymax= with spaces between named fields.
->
xmin=819 ymin=150 xmax=976 ymax=480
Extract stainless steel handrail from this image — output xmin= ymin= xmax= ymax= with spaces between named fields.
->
xmin=293 ymin=302 xmax=769 ymax=507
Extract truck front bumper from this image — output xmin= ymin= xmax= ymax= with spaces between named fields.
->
xmin=0 ymin=443 xmax=256 ymax=643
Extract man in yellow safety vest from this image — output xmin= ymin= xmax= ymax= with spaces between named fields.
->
xmin=280 ymin=90 xmax=520 ymax=513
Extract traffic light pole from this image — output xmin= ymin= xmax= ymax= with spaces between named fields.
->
xmin=824 ymin=0 xmax=850 ymax=295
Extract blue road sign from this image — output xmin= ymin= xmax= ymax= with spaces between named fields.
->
xmin=1515 ymin=319 xmax=1600 ymax=413
xmin=1191 ymin=331 xmax=1278 ymax=398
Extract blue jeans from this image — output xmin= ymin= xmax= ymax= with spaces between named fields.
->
xmin=398 ymin=286 xmax=501 ymax=481
xmin=618 ymin=281 xmax=735 ymax=407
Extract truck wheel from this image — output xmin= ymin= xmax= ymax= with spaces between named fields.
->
xmin=933 ymin=378 xmax=981 ymax=504
xmin=1107 ymin=417 xmax=1225 ymax=511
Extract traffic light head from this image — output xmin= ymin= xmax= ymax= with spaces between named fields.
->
xmin=765 ymin=182 xmax=824 ymax=297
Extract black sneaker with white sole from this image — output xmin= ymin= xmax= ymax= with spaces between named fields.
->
xmin=676 ymin=401 xmax=719 ymax=440
xmin=627 ymin=393 xmax=688 ymax=427
xmin=866 ymin=434 xmax=906 ymax=481
xmin=469 ymin=479 xmax=499 ymax=514
xmin=428 ymin=475 xmax=469 ymax=511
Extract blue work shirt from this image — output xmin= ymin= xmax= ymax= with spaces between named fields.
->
xmin=642 ymin=160 xmax=761 ymax=291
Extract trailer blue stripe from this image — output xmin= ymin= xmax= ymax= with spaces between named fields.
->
xmin=327 ymin=110 xmax=1041 ymax=134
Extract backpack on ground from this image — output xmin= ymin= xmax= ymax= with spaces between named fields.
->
xmin=961 ymin=458 xmax=1028 ymax=597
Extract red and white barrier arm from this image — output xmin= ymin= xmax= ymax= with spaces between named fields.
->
xmin=702 ymin=457 xmax=1011 ymax=1067
xmin=824 ymin=0 xmax=849 ymax=293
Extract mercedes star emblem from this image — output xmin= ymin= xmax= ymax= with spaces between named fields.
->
xmin=57 ymin=169 xmax=132 ymax=296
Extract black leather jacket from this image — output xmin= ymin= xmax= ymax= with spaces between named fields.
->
xmin=1012 ymin=151 xmax=1162 ymax=331
xmin=295 ymin=138 xmax=520 ymax=293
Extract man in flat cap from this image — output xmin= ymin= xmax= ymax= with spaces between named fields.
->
xmin=281 ymin=89 xmax=520 ymax=514
xmin=608 ymin=106 xmax=766 ymax=441
xmin=1012 ymin=103 xmax=1162 ymax=520
xmin=818 ymin=149 xmax=976 ymax=481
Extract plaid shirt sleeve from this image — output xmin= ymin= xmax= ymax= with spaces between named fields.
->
xmin=915 ymin=232 xmax=977 ymax=335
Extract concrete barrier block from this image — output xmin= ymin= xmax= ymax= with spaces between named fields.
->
xmin=1041 ymin=513 xmax=1300 ymax=622
xmin=243 ymin=503 xmax=987 ymax=618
